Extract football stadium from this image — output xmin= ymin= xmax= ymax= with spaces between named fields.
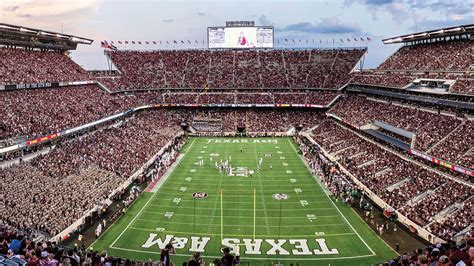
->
xmin=0 ymin=1 xmax=473 ymax=265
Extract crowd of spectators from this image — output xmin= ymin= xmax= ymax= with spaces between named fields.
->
xmin=310 ymin=119 xmax=472 ymax=240
xmin=350 ymin=72 xmax=415 ymax=88
xmin=0 ymin=85 xmax=166 ymax=140
xmin=399 ymin=180 xmax=472 ymax=226
xmin=104 ymin=48 xmax=365 ymax=91
xmin=0 ymin=48 xmax=91 ymax=85
xmin=429 ymin=120 xmax=473 ymax=170
xmin=428 ymin=200 xmax=473 ymax=241
xmin=378 ymin=39 xmax=473 ymax=71
xmin=0 ymin=226 xmax=165 ymax=266
xmin=161 ymin=91 xmax=339 ymax=105
xmin=328 ymin=95 xmax=466 ymax=164
xmin=451 ymin=78 xmax=474 ymax=95
xmin=1 ymin=110 xmax=182 ymax=237
xmin=381 ymin=242 xmax=473 ymax=266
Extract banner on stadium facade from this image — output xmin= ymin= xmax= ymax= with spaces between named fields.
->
xmin=26 ymin=132 xmax=61 ymax=146
xmin=410 ymin=149 xmax=473 ymax=177
xmin=4 ymin=82 xmax=59 ymax=90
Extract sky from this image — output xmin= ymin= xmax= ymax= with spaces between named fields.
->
xmin=1 ymin=0 xmax=473 ymax=70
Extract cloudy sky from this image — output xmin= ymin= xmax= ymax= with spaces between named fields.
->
xmin=1 ymin=0 xmax=472 ymax=70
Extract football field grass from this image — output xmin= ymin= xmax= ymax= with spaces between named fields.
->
xmin=90 ymin=137 xmax=397 ymax=265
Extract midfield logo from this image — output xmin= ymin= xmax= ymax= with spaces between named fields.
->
xmin=142 ymin=234 xmax=339 ymax=256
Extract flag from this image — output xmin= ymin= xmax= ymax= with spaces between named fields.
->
xmin=100 ymin=40 xmax=117 ymax=50
xmin=367 ymin=37 xmax=372 ymax=41
xmin=100 ymin=40 xmax=108 ymax=48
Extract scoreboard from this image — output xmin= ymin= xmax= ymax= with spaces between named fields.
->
xmin=208 ymin=26 xmax=273 ymax=49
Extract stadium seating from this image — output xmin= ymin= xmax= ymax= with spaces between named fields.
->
xmin=1 ymin=110 xmax=181 ymax=236
xmin=451 ymin=78 xmax=474 ymax=95
xmin=349 ymin=39 xmax=474 ymax=95
xmin=327 ymin=95 xmax=471 ymax=169
xmin=104 ymin=48 xmax=365 ymax=91
xmin=378 ymin=40 xmax=473 ymax=71
xmin=0 ymin=48 xmax=91 ymax=85
xmin=350 ymin=72 xmax=415 ymax=88
xmin=310 ymin=119 xmax=472 ymax=240
xmin=0 ymin=85 xmax=164 ymax=140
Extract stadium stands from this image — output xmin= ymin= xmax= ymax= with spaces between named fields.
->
xmin=0 ymin=48 xmax=91 ymax=85
xmin=310 ymin=119 xmax=472 ymax=240
xmin=350 ymin=72 xmax=415 ymax=88
xmin=349 ymin=38 xmax=474 ymax=95
xmin=378 ymin=40 xmax=473 ymax=71
xmin=0 ymin=85 xmax=165 ymax=140
xmin=104 ymin=48 xmax=365 ymax=91
xmin=1 ymin=22 xmax=473 ymax=264
xmin=1 ymin=110 xmax=181 ymax=236
xmin=327 ymin=95 xmax=472 ymax=170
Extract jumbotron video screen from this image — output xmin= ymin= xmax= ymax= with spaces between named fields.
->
xmin=208 ymin=26 xmax=274 ymax=49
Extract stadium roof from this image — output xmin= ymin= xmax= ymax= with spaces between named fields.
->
xmin=0 ymin=23 xmax=93 ymax=51
xmin=382 ymin=24 xmax=474 ymax=44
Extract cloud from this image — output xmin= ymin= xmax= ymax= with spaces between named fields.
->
xmin=258 ymin=15 xmax=274 ymax=26
xmin=0 ymin=0 xmax=102 ymax=30
xmin=410 ymin=16 xmax=474 ymax=32
xmin=197 ymin=12 xmax=205 ymax=16
xmin=283 ymin=18 xmax=362 ymax=34
xmin=3 ymin=5 xmax=19 ymax=12
xmin=16 ymin=13 xmax=32 ymax=18
xmin=162 ymin=19 xmax=173 ymax=23
xmin=344 ymin=0 xmax=408 ymax=22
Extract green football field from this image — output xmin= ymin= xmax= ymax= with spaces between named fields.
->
xmin=90 ymin=137 xmax=397 ymax=265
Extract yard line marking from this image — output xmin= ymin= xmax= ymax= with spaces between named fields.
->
xmin=108 ymin=138 xmax=197 ymax=249
xmin=287 ymin=138 xmax=376 ymax=256
xmin=146 ymin=204 xmax=339 ymax=212
xmin=220 ymin=188 xmax=224 ymax=242
xmin=253 ymin=188 xmax=256 ymax=240
xmin=126 ymin=228 xmax=356 ymax=238
xmin=130 ymin=221 xmax=348 ymax=229
xmin=252 ymin=141 xmax=271 ymax=235
xmin=139 ymin=212 xmax=341 ymax=220
xmin=109 ymin=246 xmax=375 ymax=261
